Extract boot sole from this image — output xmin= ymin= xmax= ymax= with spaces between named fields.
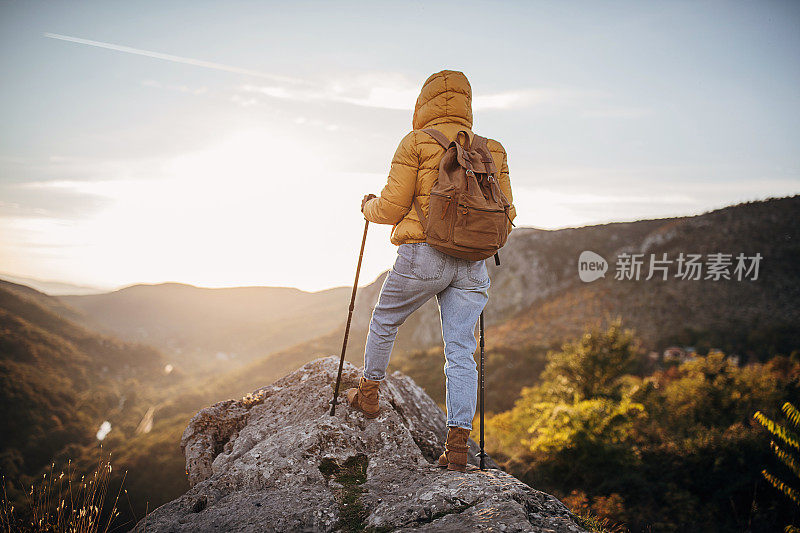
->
xmin=446 ymin=463 xmax=466 ymax=472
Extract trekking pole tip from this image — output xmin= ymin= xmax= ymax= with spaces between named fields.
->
xmin=477 ymin=450 xmax=487 ymax=470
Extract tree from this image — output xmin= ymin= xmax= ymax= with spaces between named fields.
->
xmin=539 ymin=318 xmax=640 ymax=402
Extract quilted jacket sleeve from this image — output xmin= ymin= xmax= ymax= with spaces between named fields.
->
xmin=363 ymin=132 xmax=417 ymax=225
xmin=496 ymin=145 xmax=516 ymax=234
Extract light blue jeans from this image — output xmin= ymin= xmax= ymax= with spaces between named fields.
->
xmin=363 ymin=242 xmax=490 ymax=430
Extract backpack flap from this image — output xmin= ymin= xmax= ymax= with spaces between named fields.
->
xmin=472 ymin=136 xmax=511 ymax=209
xmin=417 ymin=128 xmax=511 ymax=260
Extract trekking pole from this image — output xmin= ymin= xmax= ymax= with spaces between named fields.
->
xmin=478 ymin=253 xmax=498 ymax=469
xmin=478 ymin=311 xmax=486 ymax=470
xmin=329 ymin=218 xmax=369 ymax=415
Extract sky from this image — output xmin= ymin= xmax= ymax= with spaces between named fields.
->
xmin=0 ymin=0 xmax=798 ymax=292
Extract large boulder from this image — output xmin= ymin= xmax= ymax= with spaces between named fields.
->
xmin=134 ymin=357 xmax=585 ymax=532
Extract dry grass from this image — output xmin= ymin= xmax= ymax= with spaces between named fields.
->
xmin=0 ymin=451 xmax=131 ymax=533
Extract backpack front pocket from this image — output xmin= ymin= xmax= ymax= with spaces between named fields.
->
xmin=426 ymin=192 xmax=455 ymax=242
xmin=452 ymin=204 xmax=507 ymax=249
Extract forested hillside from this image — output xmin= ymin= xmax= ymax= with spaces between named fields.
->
xmin=0 ymin=281 xmax=172 ymax=487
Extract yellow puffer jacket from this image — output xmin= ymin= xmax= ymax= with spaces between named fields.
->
xmin=363 ymin=70 xmax=516 ymax=245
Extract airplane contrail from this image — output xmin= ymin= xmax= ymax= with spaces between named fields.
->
xmin=43 ymin=32 xmax=307 ymax=85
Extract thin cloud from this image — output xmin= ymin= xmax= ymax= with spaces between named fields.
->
xmin=0 ymin=180 xmax=112 ymax=220
xmin=239 ymin=72 xmax=419 ymax=110
xmin=44 ymin=33 xmax=572 ymax=112
xmin=43 ymin=32 xmax=306 ymax=85
xmin=240 ymin=79 xmax=563 ymax=112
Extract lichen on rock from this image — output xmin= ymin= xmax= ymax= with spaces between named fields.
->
xmin=134 ymin=356 xmax=585 ymax=532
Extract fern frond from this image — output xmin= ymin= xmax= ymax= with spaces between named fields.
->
xmin=762 ymin=469 xmax=800 ymax=505
xmin=754 ymin=411 xmax=800 ymax=450
xmin=784 ymin=525 xmax=800 ymax=533
xmin=772 ymin=441 xmax=800 ymax=479
xmin=783 ymin=403 xmax=800 ymax=431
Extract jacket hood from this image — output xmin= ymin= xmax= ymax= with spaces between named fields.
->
xmin=412 ymin=70 xmax=473 ymax=131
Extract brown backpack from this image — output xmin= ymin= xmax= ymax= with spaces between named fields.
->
xmin=413 ymin=128 xmax=515 ymax=261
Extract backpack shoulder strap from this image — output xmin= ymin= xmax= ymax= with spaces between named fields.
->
xmin=421 ymin=128 xmax=451 ymax=149
xmin=414 ymin=128 xmax=449 ymax=227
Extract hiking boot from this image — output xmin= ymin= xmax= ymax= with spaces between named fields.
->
xmin=345 ymin=376 xmax=381 ymax=418
xmin=437 ymin=426 xmax=471 ymax=472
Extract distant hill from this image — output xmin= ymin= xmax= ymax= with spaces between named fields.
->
xmin=0 ymin=280 xmax=172 ymax=482
xmin=0 ymin=278 xmax=88 ymax=324
xmin=61 ymin=282 xmax=350 ymax=375
xmin=486 ymin=195 xmax=800 ymax=356
xmin=0 ymin=273 xmax=109 ymax=295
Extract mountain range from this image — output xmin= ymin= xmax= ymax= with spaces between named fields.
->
xmin=1 ymin=194 xmax=798 ymax=526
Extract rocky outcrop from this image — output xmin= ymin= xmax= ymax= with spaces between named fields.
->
xmin=134 ymin=357 xmax=586 ymax=532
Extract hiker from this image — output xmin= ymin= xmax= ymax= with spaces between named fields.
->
xmin=346 ymin=70 xmax=516 ymax=472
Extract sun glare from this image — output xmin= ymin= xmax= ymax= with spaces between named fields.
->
xmin=11 ymin=128 xmax=396 ymax=290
